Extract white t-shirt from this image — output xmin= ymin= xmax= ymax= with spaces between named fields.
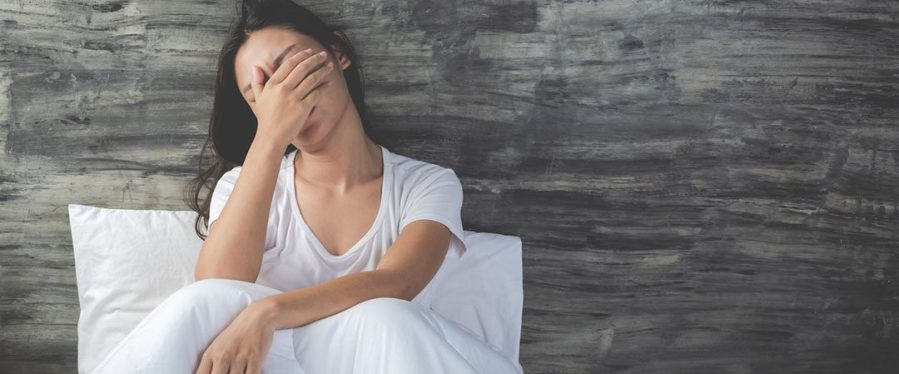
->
xmin=207 ymin=144 xmax=468 ymax=293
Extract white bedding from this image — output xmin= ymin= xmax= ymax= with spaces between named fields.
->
xmin=90 ymin=278 xmax=520 ymax=373
xmin=68 ymin=204 xmax=524 ymax=373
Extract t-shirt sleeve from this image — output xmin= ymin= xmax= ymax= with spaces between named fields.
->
xmin=399 ymin=168 xmax=468 ymax=257
xmin=208 ymin=167 xmax=240 ymax=228
xmin=207 ymin=167 xmax=278 ymax=251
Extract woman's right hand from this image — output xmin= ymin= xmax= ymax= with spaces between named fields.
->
xmin=249 ymin=48 xmax=334 ymax=148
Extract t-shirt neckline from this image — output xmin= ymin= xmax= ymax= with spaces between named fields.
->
xmin=287 ymin=144 xmax=391 ymax=261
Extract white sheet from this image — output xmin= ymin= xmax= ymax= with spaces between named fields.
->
xmin=90 ymin=278 xmax=521 ymax=374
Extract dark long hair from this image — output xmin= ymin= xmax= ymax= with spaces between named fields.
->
xmin=184 ymin=0 xmax=379 ymax=240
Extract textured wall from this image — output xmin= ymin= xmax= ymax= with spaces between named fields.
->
xmin=2 ymin=0 xmax=899 ymax=373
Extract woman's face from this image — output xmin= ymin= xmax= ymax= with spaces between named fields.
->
xmin=233 ymin=27 xmax=351 ymax=144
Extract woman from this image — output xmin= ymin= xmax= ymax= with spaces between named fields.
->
xmin=90 ymin=0 xmax=521 ymax=373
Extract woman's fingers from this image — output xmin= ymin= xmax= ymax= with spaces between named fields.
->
xmin=228 ymin=359 xmax=246 ymax=374
xmin=282 ymin=50 xmax=330 ymax=91
xmin=290 ymin=59 xmax=333 ymax=96
xmin=245 ymin=360 xmax=262 ymax=374
xmin=195 ymin=350 xmax=212 ymax=374
xmin=249 ymin=66 xmax=263 ymax=106
xmin=210 ymin=360 xmax=228 ymax=374
xmin=195 ymin=349 xmax=257 ymax=374
xmin=300 ymin=80 xmax=330 ymax=102
xmin=267 ymin=47 xmax=314 ymax=86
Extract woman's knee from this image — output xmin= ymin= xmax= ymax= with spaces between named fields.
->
xmin=179 ymin=278 xmax=248 ymax=296
xmin=344 ymin=297 xmax=427 ymax=326
xmin=165 ymin=278 xmax=258 ymax=310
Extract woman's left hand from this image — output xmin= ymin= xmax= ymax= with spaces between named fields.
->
xmin=195 ymin=300 xmax=277 ymax=374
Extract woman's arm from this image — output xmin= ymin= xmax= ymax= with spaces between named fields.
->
xmin=254 ymin=219 xmax=452 ymax=330
xmin=195 ymin=138 xmax=284 ymax=282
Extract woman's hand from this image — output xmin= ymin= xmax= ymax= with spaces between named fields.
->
xmin=195 ymin=300 xmax=278 ymax=374
xmin=250 ymin=48 xmax=334 ymax=149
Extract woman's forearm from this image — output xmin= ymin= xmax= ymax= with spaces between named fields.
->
xmin=195 ymin=138 xmax=285 ymax=282
xmin=256 ymin=269 xmax=409 ymax=330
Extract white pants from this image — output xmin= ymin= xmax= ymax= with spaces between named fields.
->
xmin=90 ymin=278 xmax=521 ymax=374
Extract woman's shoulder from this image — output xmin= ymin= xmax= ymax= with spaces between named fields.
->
xmin=386 ymin=147 xmax=460 ymax=189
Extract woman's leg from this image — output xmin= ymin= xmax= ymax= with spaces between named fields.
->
xmin=90 ymin=278 xmax=303 ymax=374
xmin=418 ymin=306 xmax=524 ymax=374
xmin=289 ymin=297 xmax=521 ymax=374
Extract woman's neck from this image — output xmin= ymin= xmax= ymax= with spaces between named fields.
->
xmin=292 ymin=107 xmax=382 ymax=194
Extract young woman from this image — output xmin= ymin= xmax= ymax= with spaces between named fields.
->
xmin=89 ymin=0 xmax=521 ymax=373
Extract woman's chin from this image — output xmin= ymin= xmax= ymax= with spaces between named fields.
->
xmin=296 ymin=120 xmax=323 ymax=142
xmin=302 ymin=122 xmax=317 ymax=134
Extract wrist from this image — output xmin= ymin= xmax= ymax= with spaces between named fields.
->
xmin=251 ymin=296 xmax=283 ymax=330
xmin=251 ymin=133 xmax=289 ymax=154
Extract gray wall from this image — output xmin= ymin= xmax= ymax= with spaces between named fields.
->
xmin=2 ymin=0 xmax=898 ymax=372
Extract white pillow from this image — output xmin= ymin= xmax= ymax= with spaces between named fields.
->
xmin=413 ymin=231 xmax=524 ymax=369
xmin=68 ymin=204 xmax=523 ymax=374
xmin=68 ymin=204 xmax=204 ymax=374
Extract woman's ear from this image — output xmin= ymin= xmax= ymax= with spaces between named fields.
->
xmin=330 ymin=31 xmax=352 ymax=71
